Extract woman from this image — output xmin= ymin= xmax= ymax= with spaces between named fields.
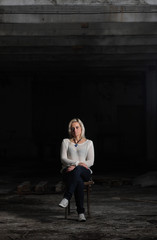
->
xmin=59 ymin=118 xmax=94 ymax=222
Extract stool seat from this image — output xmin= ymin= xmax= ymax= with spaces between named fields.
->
xmin=84 ymin=180 xmax=94 ymax=186
xmin=65 ymin=180 xmax=94 ymax=219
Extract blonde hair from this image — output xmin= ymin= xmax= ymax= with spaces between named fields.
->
xmin=68 ymin=118 xmax=85 ymax=138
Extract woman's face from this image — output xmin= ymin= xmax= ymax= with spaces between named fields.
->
xmin=71 ymin=122 xmax=82 ymax=138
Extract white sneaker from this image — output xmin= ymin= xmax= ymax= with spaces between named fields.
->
xmin=78 ymin=213 xmax=86 ymax=222
xmin=59 ymin=198 xmax=69 ymax=208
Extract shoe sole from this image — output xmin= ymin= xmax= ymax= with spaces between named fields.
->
xmin=59 ymin=204 xmax=65 ymax=208
xmin=59 ymin=204 xmax=68 ymax=208
xmin=78 ymin=219 xmax=86 ymax=222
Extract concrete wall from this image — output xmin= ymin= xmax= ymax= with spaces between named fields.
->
xmin=0 ymin=0 xmax=157 ymax=174
xmin=0 ymin=0 xmax=157 ymax=5
xmin=0 ymin=77 xmax=33 ymax=158
xmin=0 ymin=67 xmax=148 ymax=173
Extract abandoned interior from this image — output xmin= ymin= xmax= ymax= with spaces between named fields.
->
xmin=0 ymin=0 xmax=157 ymax=239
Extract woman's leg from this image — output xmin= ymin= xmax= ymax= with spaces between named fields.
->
xmin=74 ymin=179 xmax=85 ymax=214
xmin=62 ymin=166 xmax=81 ymax=200
xmin=74 ymin=166 xmax=91 ymax=214
xmin=62 ymin=166 xmax=91 ymax=213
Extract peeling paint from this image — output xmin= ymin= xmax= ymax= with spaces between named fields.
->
xmin=0 ymin=0 xmax=157 ymax=6
xmin=48 ymin=0 xmax=57 ymax=4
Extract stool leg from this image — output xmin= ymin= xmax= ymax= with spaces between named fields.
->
xmin=65 ymin=207 xmax=68 ymax=219
xmin=65 ymin=201 xmax=70 ymax=219
xmin=68 ymin=201 xmax=71 ymax=215
xmin=87 ymin=185 xmax=90 ymax=217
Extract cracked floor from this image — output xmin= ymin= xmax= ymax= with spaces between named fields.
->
xmin=0 ymin=174 xmax=157 ymax=240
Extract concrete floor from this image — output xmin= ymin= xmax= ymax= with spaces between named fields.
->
xmin=0 ymin=174 xmax=157 ymax=240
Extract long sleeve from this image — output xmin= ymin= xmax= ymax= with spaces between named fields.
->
xmin=60 ymin=139 xmax=78 ymax=167
xmin=60 ymin=138 xmax=95 ymax=172
xmin=85 ymin=141 xmax=94 ymax=168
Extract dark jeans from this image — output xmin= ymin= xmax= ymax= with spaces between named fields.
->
xmin=62 ymin=166 xmax=91 ymax=214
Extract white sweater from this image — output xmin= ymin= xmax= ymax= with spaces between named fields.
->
xmin=60 ymin=138 xmax=94 ymax=173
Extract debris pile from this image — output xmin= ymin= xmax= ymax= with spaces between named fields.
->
xmin=16 ymin=181 xmax=54 ymax=195
xmin=133 ymin=171 xmax=157 ymax=187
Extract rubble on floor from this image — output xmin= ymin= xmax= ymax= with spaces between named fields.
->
xmin=0 ymin=174 xmax=157 ymax=240
xmin=133 ymin=171 xmax=157 ymax=187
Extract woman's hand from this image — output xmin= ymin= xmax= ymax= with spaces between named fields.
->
xmin=78 ymin=162 xmax=88 ymax=169
xmin=66 ymin=165 xmax=76 ymax=172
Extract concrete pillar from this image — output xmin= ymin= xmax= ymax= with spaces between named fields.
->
xmin=146 ymin=64 xmax=157 ymax=164
xmin=26 ymin=78 xmax=32 ymax=139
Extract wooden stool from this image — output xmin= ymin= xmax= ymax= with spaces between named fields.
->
xmin=65 ymin=180 xmax=94 ymax=219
